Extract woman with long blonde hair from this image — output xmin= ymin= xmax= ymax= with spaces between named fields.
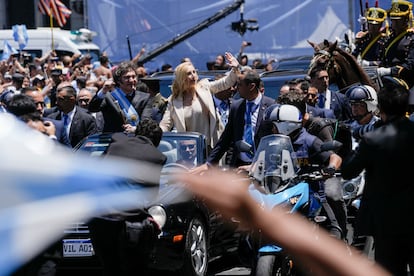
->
xmin=160 ymin=52 xmax=240 ymax=150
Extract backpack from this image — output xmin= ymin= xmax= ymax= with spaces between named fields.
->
xmin=307 ymin=117 xmax=352 ymax=159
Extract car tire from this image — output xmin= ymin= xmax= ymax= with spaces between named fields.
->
xmin=255 ymin=255 xmax=277 ymax=276
xmin=180 ymin=216 xmax=208 ymax=276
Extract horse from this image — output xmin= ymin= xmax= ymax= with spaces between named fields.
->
xmin=307 ymin=39 xmax=377 ymax=93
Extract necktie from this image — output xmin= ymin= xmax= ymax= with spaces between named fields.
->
xmin=219 ymin=101 xmax=228 ymax=126
xmin=244 ymin=102 xmax=255 ymax=158
xmin=318 ymin=93 xmax=325 ymax=109
xmin=63 ymin=114 xmax=69 ymax=136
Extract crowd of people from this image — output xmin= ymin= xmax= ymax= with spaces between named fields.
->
xmin=3 ymin=0 xmax=414 ymax=275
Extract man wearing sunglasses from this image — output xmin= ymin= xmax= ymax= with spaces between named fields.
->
xmin=22 ymin=86 xmax=71 ymax=147
xmin=77 ymin=88 xmax=105 ymax=133
xmin=177 ymin=139 xmax=198 ymax=168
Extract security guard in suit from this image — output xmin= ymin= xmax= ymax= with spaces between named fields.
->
xmin=377 ymin=0 xmax=414 ymax=88
xmin=352 ymin=4 xmax=389 ymax=65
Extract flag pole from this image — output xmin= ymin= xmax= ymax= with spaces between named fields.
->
xmin=49 ymin=2 xmax=54 ymax=52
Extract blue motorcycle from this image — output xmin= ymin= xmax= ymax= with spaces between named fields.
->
xmin=246 ymin=134 xmax=340 ymax=276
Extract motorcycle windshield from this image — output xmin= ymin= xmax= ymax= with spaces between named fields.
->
xmin=251 ymin=134 xmax=300 ymax=180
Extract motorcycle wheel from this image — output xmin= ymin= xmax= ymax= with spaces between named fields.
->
xmin=179 ymin=216 xmax=208 ymax=276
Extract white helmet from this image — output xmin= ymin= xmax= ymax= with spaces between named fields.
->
xmin=266 ymin=104 xmax=303 ymax=136
xmin=345 ymin=84 xmax=378 ymax=113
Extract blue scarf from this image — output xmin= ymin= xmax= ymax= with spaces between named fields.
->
xmin=111 ymin=88 xmax=139 ymax=126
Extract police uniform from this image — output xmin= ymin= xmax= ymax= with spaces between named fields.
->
xmin=352 ymin=6 xmax=388 ymax=63
xmin=378 ymin=0 xmax=414 ymax=87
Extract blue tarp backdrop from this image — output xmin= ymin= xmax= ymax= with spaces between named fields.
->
xmin=88 ymin=0 xmax=390 ymax=72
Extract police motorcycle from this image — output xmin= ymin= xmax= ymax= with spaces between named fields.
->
xmin=244 ymin=134 xmax=342 ymax=276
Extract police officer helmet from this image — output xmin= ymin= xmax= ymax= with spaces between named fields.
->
xmin=345 ymin=84 xmax=378 ymax=113
xmin=266 ymin=104 xmax=303 ymax=136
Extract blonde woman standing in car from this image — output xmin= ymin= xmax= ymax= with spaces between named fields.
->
xmin=159 ymin=52 xmax=240 ymax=151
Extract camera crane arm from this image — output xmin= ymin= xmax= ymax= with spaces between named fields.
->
xmin=138 ymin=0 xmax=245 ymax=64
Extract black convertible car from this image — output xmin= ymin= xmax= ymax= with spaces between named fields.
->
xmin=15 ymin=132 xmax=249 ymax=276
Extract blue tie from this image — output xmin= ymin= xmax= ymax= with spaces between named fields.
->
xmin=63 ymin=114 xmax=69 ymax=136
xmin=219 ymin=101 xmax=228 ymax=126
xmin=318 ymin=93 xmax=325 ymax=108
xmin=244 ymin=102 xmax=255 ymax=158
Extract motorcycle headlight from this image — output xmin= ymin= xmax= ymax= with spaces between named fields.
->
xmin=148 ymin=205 xmax=167 ymax=229
xmin=289 ymin=195 xmax=300 ymax=205
xmin=275 ymin=195 xmax=301 ymax=212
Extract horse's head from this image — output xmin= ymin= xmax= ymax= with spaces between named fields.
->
xmin=307 ymin=39 xmax=374 ymax=92
xmin=308 ymin=39 xmax=338 ymax=72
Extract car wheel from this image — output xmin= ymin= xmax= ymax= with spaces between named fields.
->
xmin=180 ymin=216 xmax=208 ymax=276
xmin=255 ymin=255 xmax=277 ymax=276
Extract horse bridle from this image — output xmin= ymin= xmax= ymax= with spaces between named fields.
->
xmin=309 ymin=49 xmax=335 ymax=74
xmin=309 ymin=49 xmax=351 ymax=93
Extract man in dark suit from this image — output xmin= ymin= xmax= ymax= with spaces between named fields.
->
xmin=46 ymin=84 xmax=97 ymax=147
xmin=77 ymin=88 xmax=105 ymax=133
xmin=89 ymin=118 xmax=166 ymax=276
xmin=309 ymin=67 xmax=352 ymax=122
xmin=342 ymin=80 xmax=414 ymax=275
xmin=88 ymin=61 xmax=152 ymax=133
xmin=21 ymin=87 xmax=71 ymax=147
xmin=192 ymin=70 xmax=274 ymax=172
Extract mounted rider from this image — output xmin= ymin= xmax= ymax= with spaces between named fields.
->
xmin=376 ymin=0 xmax=414 ymax=88
xmin=352 ymin=2 xmax=389 ymax=66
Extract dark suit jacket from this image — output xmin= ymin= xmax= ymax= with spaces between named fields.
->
xmin=43 ymin=117 xmax=71 ymax=147
xmin=341 ymin=117 xmax=414 ymax=236
xmin=207 ymin=95 xmax=274 ymax=167
xmin=107 ymin=132 xmax=167 ymax=184
xmin=93 ymin=111 xmax=105 ymax=133
xmin=307 ymin=104 xmax=335 ymax=119
xmin=88 ymin=89 xmax=152 ymax=133
xmin=47 ymin=107 xmax=98 ymax=148
xmin=79 ymin=106 xmax=105 ymax=133
xmin=329 ymin=90 xmax=352 ymax=122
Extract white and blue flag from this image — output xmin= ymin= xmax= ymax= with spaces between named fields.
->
xmin=1 ymin=40 xmax=18 ymax=61
xmin=0 ymin=113 xmax=162 ymax=275
xmin=12 ymin=24 xmax=28 ymax=50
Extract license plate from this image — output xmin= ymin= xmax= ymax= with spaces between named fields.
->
xmin=63 ymin=238 xmax=94 ymax=257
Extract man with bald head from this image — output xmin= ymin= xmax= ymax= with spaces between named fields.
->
xmin=77 ymin=88 xmax=105 ymax=133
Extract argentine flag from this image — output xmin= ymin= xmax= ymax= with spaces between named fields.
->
xmin=1 ymin=40 xmax=18 ymax=61
xmin=0 ymin=113 xmax=162 ymax=275
xmin=12 ymin=24 xmax=28 ymax=50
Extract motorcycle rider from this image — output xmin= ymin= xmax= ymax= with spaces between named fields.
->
xmin=275 ymin=91 xmax=350 ymax=239
xmin=345 ymin=84 xmax=381 ymax=145
xmin=255 ymin=104 xmax=344 ymax=238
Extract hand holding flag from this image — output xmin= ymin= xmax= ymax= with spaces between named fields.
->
xmin=1 ymin=40 xmax=18 ymax=61
xmin=12 ymin=24 xmax=28 ymax=50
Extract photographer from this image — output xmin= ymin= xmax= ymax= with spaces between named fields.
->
xmin=237 ymin=40 xmax=251 ymax=66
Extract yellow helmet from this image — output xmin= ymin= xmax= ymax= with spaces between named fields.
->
xmin=389 ymin=0 xmax=413 ymax=19
xmin=366 ymin=7 xmax=388 ymax=24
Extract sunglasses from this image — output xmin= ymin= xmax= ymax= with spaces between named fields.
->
xmin=180 ymin=144 xmax=196 ymax=151
xmin=78 ymin=98 xmax=90 ymax=104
